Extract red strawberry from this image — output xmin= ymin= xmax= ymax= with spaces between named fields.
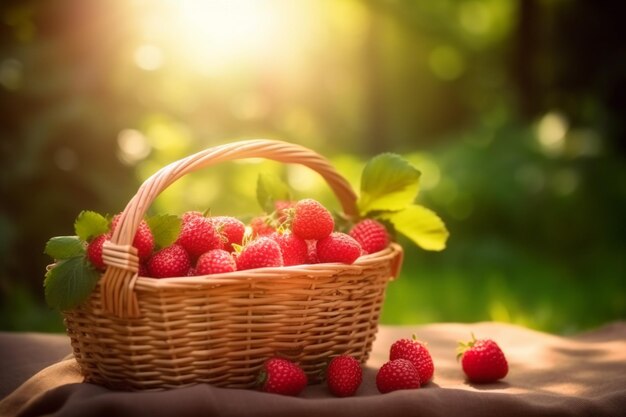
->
xmin=274 ymin=200 xmax=296 ymax=223
xmin=258 ymin=357 xmax=307 ymax=396
xmin=195 ymin=249 xmax=236 ymax=275
xmin=138 ymin=262 xmax=149 ymax=277
xmin=349 ymin=219 xmax=390 ymax=254
xmin=306 ymin=240 xmax=318 ymax=264
xmin=181 ymin=210 xmax=203 ymax=226
xmin=236 ymin=237 xmax=284 ymax=270
xmin=389 ymin=335 xmax=434 ymax=385
xmin=458 ymin=335 xmax=508 ymax=383
xmin=111 ymin=214 xmax=155 ymax=260
xmin=87 ymin=233 xmax=110 ymax=271
xmin=176 ymin=215 xmax=222 ymax=259
xmin=326 ymin=355 xmax=362 ymax=397
xmin=291 ymin=199 xmax=334 ymax=240
xmin=316 ymin=232 xmax=362 ymax=264
xmin=376 ymin=359 xmax=421 ymax=393
xmin=250 ymin=216 xmax=275 ymax=238
xmin=270 ymin=231 xmax=308 ymax=266
xmin=133 ymin=221 xmax=155 ymax=260
xmin=212 ymin=216 xmax=245 ymax=252
xmin=147 ymin=244 xmax=191 ymax=278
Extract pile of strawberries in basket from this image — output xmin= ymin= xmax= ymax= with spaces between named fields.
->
xmin=87 ymin=198 xmax=390 ymax=278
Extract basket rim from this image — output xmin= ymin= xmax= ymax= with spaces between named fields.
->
xmin=127 ymin=242 xmax=403 ymax=290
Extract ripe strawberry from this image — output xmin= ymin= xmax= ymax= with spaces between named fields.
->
xmin=212 ymin=216 xmax=245 ymax=252
xmin=111 ymin=214 xmax=155 ymax=260
xmin=195 ymin=249 xmax=236 ymax=275
xmin=326 ymin=355 xmax=362 ymax=397
xmin=138 ymin=262 xmax=149 ymax=277
xmin=236 ymin=237 xmax=284 ymax=270
xmin=291 ymin=199 xmax=334 ymax=240
xmin=258 ymin=357 xmax=307 ymax=396
xmin=458 ymin=335 xmax=508 ymax=383
xmin=389 ymin=335 xmax=434 ymax=385
xmin=87 ymin=233 xmax=110 ymax=271
xmin=249 ymin=216 xmax=275 ymax=238
xmin=181 ymin=211 xmax=203 ymax=226
xmin=316 ymin=232 xmax=362 ymax=264
xmin=306 ymin=240 xmax=318 ymax=264
xmin=274 ymin=200 xmax=296 ymax=223
xmin=147 ymin=244 xmax=191 ymax=278
xmin=349 ymin=219 xmax=390 ymax=254
xmin=270 ymin=231 xmax=308 ymax=266
xmin=376 ymin=359 xmax=421 ymax=393
xmin=176 ymin=215 xmax=222 ymax=259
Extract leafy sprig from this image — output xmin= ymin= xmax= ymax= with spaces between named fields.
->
xmin=357 ymin=153 xmax=449 ymax=251
xmin=255 ymin=153 xmax=449 ymax=251
xmin=44 ymin=210 xmax=181 ymax=310
xmin=44 ymin=222 xmax=99 ymax=311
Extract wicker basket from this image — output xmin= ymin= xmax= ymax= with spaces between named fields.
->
xmin=62 ymin=139 xmax=403 ymax=391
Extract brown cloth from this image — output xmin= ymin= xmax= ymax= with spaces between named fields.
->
xmin=1 ymin=322 xmax=625 ymax=417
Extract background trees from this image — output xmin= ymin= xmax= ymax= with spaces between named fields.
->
xmin=1 ymin=0 xmax=624 ymax=333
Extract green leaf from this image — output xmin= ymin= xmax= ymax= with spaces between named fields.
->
xmin=74 ymin=211 xmax=109 ymax=241
xmin=256 ymin=173 xmax=291 ymax=213
xmin=380 ymin=204 xmax=449 ymax=251
xmin=147 ymin=214 xmax=182 ymax=249
xmin=44 ymin=236 xmax=85 ymax=260
xmin=44 ymin=256 xmax=100 ymax=310
xmin=357 ymin=153 xmax=421 ymax=215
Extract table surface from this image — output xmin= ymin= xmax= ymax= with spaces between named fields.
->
xmin=1 ymin=321 xmax=625 ymax=417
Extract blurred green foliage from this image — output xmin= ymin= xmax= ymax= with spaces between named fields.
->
xmin=1 ymin=0 xmax=625 ymax=334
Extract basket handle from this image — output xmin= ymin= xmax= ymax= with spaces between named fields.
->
xmin=100 ymin=139 xmax=359 ymax=318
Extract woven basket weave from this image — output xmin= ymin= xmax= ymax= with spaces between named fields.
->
xmin=63 ymin=139 xmax=403 ymax=391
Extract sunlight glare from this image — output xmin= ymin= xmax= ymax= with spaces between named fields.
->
xmin=171 ymin=0 xmax=279 ymax=69
xmin=134 ymin=44 xmax=163 ymax=71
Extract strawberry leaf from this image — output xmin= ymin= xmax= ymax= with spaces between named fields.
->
xmin=147 ymin=214 xmax=182 ymax=249
xmin=257 ymin=173 xmax=291 ymax=214
xmin=44 ymin=256 xmax=100 ymax=310
xmin=74 ymin=211 xmax=109 ymax=242
xmin=44 ymin=236 xmax=85 ymax=260
xmin=379 ymin=204 xmax=449 ymax=251
xmin=357 ymin=153 xmax=421 ymax=216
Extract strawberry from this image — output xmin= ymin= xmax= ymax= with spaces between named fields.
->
xmin=195 ymin=249 xmax=236 ymax=275
xmin=249 ymin=216 xmax=275 ymax=238
xmin=326 ymin=355 xmax=362 ymax=397
xmin=181 ymin=210 xmax=203 ymax=226
xmin=270 ymin=231 xmax=308 ymax=266
xmin=389 ymin=335 xmax=434 ymax=385
xmin=291 ymin=199 xmax=334 ymax=240
xmin=274 ymin=200 xmax=296 ymax=223
xmin=138 ymin=262 xmax=149 ymax=277
xmin=458 ymin=335 xmax=508 ymax=383
xmin=349 ymin=219 xmax=390 ymax=254
xmin=258 ymin=357 xmax=308 ymax=396
xmin=376 ymin=359 xmax=421 ymax=393
xmin=176 ymin=215 xmax=222 ymax=259
xmin=111 ymin=214 xmax=155 ymax=260
xmin=212 ymin=216 xmax=245 ymax=252
xmin=306 ymin=240 xmax=318 ymax=264
xmin=236 ymin=237 xmax=284 ymax=270
xmin=316 ymin=232 xmax=362 ymax=264
xmin=147 ymin=244 xmax=191 ymax=278
xmin=86 ymin=233 xmax=110 ymax=271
